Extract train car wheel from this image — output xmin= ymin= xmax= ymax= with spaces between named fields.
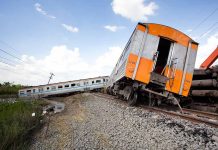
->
xmin=128 ymin=92 xmax=138 ymax=106
xmin=148 ymin=93 xmax=156 ymax=107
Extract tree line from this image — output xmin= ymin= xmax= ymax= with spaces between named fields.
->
xmin=0 ymin=82 xmax=23 ymax=95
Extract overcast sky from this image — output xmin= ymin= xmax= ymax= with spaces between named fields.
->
xmin=0 ymin=0 xmax=217 ymax=85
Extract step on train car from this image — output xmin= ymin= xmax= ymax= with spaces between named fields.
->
xmin=19 ymin=76 xmax=109 ymax=98
xmin=107 ymin=23 xmax=199 ymax=106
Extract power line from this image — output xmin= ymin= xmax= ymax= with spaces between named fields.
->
xmin=0 ymin=48 xmax=24 ymax=63
xmin=0 ymin=59 xmax=14 ymax=67
xmin=0 ymin=47 xmax=54 ymax=79
xmin=191 ymin=8 xmax=217 ymax=32
xmin=0 ymin=55 xmax=18 ymax=65
xmin=197 ymin=22 xmax=218 ymax=40
xmin=0 ymin=40 xmax=22 ymax=55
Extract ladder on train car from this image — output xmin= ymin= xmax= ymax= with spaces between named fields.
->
xmin=167 ymin=58 xmax=178 ymax=87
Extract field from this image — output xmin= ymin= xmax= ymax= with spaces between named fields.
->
xmin=0 ymin=99 xmax=46 ymax=150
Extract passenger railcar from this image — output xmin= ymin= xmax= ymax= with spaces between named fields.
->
xmin=19 ymin=76 xmax=109 ymax=98
xmin=107 ymin=23 xmax=199 ymax=106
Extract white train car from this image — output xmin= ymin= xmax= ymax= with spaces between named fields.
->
xmin=18 ymin=76 xmax=109 ymax=98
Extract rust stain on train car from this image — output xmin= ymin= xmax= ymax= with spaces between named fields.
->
xmin=182 ymin=73 xmax=193 ymax=96
xmin=126 ymin=53 xmax=138 ymax=78
xmin=164 ymin=67 xmax=183 ymax=94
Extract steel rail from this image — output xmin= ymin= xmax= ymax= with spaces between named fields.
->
xmin=142 ymin=106 xmax=218 ymax=128
xmin=92 ymin=93 xmax=218 ymax=128
xmin=182 ymin=108 xmax=218 ymax=120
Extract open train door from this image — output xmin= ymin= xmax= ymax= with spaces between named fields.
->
xmin=149 ymin=37 xmax=174 ymax=89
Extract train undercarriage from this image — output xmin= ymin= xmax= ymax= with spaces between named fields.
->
xmin=107 ymin=76 xmax=184 ymax=109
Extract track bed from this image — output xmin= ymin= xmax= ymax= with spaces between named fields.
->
xmin=31 ymin=93 xmax=218 ymax=149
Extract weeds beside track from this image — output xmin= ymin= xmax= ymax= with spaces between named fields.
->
xmin=0 ymin=99 xmax=47 ymax=150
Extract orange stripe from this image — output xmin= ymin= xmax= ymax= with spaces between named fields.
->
xmin=125 ymin=53 xmax=153 ymax=84
xmin=191 ymin=43 xmax=198 ymax=50
xmin=135 ymin=57 xmax=153 ymax=84
xmin=126 ymin=54 xmax=193 ymax=97
xmin=137 ymin=24 xmax=146 ymax=32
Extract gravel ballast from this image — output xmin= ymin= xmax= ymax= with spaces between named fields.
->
xmin=31 ymin=93 xmax=218 ymax=150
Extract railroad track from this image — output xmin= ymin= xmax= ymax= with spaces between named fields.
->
xmin=92 ymin=92 xmax=218 ymax=128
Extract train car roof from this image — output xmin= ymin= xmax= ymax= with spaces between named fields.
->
xmin=19 ymin=76 xmax=109 ymax=90
xmin=137 ymin=23 xmax=198 ymax=49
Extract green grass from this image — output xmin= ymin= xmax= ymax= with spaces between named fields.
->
xmin=0 ymin=100 xmax=47 ymax=150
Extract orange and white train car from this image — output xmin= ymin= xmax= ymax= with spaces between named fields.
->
xmin=107 ymin=23 xmax=198 ymax=105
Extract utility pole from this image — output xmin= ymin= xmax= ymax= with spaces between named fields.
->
xmin=48 ymin=72 xmax=55 ymax=84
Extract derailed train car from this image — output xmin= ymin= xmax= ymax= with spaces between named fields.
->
xmin=107 ymin=23 xmax=199 ymax=106
xmin=19 ymin=76 xmax=109 ymax=98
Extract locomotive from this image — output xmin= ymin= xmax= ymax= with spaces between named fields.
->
xmin=107 ymin=23 xmax=198 ymax=106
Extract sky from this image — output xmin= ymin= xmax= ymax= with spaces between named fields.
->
xmin=0 ymin=0 xmax=217 ymax=85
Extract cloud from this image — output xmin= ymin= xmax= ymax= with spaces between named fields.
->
xmin=95 ymin=46 xmax=122 ymax=68
xmin=104 ymin=25 xmax=125 ymax=32
xmin=195 ymin=32 xmax=218 ymax=67
xmin=34 ymin=3 xmax=79 ymax=33
xmin=34 ymin=3 xmax=56 ymax=19
xmin=0 ymin=45 xmax=123 ymax=85
xmin=111 ymin=0 xmax=158 ymax=22
xmin=62 ymin=24 xmax=79 ymax=33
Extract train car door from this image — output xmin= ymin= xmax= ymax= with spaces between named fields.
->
xmin=150 ymin=37 xmax=173 ymax=87
xmin=153 ymin=38 xmax=172 ymax=74
xmin=84 ymin=81 xmax=90 ymax=91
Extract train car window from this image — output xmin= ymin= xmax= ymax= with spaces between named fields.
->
xmin=27 ymin=90 xmax=31 ymax=93
xmin=58 ymin=85 xmax=63 ymax=89
xmin=51 ymin=86 xmax=56 ymax=90
xmin=65 ymin=84 xmax=69 ymax=88
xmin=20 ymin=91 xmax=24 ymax=95
xmin=39 ymin=88 xmax=43 ymax=92
xmin=103 ymin=79 xmax=105 ymax=82
xmin=47 ymin=87 xmax=50 ymax=90
xmin=33 ymin=89 xmax=36 ymax=93
xmin=96 ymin=80 xmax=101 ymax=83
xmin=92 ymin=81 xmax=94 ymax=84
xmin=122 ymin=40 xmax=131 ymax=60
xmin=71 ymin=83 xmax=76 ymax=87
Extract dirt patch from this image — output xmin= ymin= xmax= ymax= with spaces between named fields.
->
xmin=31 ymin=94 xmax=89 ymax=149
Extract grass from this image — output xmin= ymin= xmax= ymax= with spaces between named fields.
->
xmin=0 ymin=99 xmax=47 ymax=150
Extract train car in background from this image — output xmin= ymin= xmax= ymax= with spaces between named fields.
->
xmin=107 ymin=23 xmax=199 ymax=106
xmin=19 ymin=76 xmax=109 ymax=98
